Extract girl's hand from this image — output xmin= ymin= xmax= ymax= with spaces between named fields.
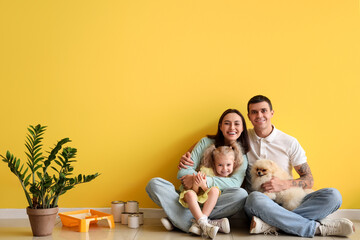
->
xmin=194 ymin=172 xmax=202 ymax=183
xmin=197 ymin=172 xmax=208 ymax=191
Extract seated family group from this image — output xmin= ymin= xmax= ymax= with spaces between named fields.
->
xmin=146 ymin=95 xmax=355 ymax=239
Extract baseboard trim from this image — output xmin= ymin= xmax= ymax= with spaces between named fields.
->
xmin=0 ymin=208 xmax=359 ymax=220
xmin=327 ymin=209 xmax=360 ymax=220
xmin=0 ymin=207 xmax=167 ymax=219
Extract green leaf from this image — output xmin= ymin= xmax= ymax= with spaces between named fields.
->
xmin=36 ymin=172 xmax=43 ymax=181
xmin=33 ymin=147 xmax=42 ymax=155
xmin=24 ymin=174 xmax=31 ymax=186
xmin=27 ymin=127 xmax=35 ymax=136
xmin=15 ymin=159 xmax=20 ymax=170
xmin=6 ymin=151 xmax=11 ymax=160
xmin=54 ymin=160 xmax=62 ymax=166
xmin=34 ymin=153 xmax=43 ymax=161
xmin=33 ymin=165 xmax=42 ymax=173
xmin=21 ymin=167 xmax=28 ymax=176
xmin=25 ymin=143 xmax=32 ymax=154
xmin=25 ymin=152 xmax=32 ymax=160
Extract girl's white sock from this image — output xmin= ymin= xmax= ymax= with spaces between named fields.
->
xmin=197 ymin=215 xmax=208 ymax=227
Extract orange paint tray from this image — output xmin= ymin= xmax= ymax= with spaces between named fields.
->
xmin=59 ymin=209 xmax=115 ymax=232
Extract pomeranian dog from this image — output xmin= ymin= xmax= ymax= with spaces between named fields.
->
xmin=250 ymin=159 xmax=313 ymax=211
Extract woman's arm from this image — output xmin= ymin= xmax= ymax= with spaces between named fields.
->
xmin=177 ymin=138 xmax=213 ymax=178
xmin=177 ymin=138 xmax=213 ymax=189
xmin=178 ymin=145 xmax=196 ymax=170
xmin=178 ymin=143 xmax=249 ymax=190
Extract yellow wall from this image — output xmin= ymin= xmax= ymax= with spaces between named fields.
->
xmin=0 ymin=1 xmax=359 ymax=209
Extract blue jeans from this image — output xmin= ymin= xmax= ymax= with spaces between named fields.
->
xmin=146 ymin=177 xmax=248 ymax=232
xmin=244 ymin=188 xmax=342 ymax=238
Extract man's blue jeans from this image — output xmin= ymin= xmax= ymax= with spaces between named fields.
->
xmin=146 ymin=177 xmax=248 ymax=232
xmin=244 ymin=188 xmax=342 ymax=237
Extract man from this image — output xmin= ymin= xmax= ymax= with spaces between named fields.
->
xmin=244 ymin=95 xmax=354 ymax=237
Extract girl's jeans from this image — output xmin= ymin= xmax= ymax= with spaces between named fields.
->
xmin=146 ymin=177 xmax=248 ymax=232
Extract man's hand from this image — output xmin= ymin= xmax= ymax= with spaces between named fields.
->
xmin=178 ymin=152 xmax=194 ymax=170
xmin=179 ymin=174 xmax=195 ymax=190
xmin=262 ymin=177 xmax=291 ymax=193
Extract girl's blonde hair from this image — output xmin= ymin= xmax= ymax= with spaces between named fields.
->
xmin=201 ymin=142 xmax=243 ymax=176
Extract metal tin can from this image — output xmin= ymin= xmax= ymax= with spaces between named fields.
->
xmin=125 ymin=200 xmax=139 ymax=213
xmin=136 ymin=212 xmax=144 ymax=225
xmin=128 ymin=214 xmax=140 ymax=229
xmin=111 ymin=201 xmax=125 ymax=223
xmin=121 ymin=212 xmax=130 ymax=225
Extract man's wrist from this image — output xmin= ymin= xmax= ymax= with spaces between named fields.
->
xmin=286 ymin=179 xmax=293 ymax=189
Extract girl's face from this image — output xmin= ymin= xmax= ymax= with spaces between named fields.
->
xmin=219 ymin=113 xmax=243 ymax=145
xmin=214 ymin=154 xmax=234 ymax=177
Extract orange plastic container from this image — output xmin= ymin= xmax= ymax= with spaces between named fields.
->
xmin=59 ymin=209 xmax=115 ymax=232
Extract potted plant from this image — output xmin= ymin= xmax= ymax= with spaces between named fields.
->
xmin=1 ymin=124 xmax=100 ymax=236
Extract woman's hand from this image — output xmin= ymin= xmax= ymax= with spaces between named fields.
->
xmin=180 ymin=174 xmax=195 ymax=190
xmin=178 ymin=152 xmax=194 ymax=170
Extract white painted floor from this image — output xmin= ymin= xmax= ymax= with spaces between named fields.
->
xmin=0 ymin=217 xmax=358 ymax=240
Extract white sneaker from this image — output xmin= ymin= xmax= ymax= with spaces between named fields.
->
xmin=250 ymin=216 xmax=278 ymax=235
xmin=160 ymin=217 xmax=174 ymax=231
xmin=189 ymin=221 xmax=201 ymax=235
xmin=208 ymin=218 xmax=230 ymax=233
xmin=319 ymin=218 xmax=355 ymax=236
xmin=200 ymin=222 xmax=219 ymax=239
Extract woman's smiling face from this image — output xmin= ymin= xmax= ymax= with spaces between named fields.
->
xmin=219 ymin=113 xmax=243 ymax=145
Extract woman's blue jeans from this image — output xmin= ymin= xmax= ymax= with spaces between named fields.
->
xmin=244 ymin=188 xmax=342 ymax=238
xmin=146 ymin=177 xmax=248 ymax=232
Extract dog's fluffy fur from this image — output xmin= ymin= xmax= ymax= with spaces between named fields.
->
xmin=250 ymin=159 xmax=313 ymax=211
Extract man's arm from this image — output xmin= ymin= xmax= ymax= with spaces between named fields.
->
xmin=292 ymin=162 xmax=314 ymax=189
xmin=262 ymin=162 xmax=314 ymax=192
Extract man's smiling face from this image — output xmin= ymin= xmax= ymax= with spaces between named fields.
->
xmin=248 ymin=101 xmax=274 ymax=132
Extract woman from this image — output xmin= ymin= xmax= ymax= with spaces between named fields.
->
xmin=145 ymin=109 xmax=250 ymax=233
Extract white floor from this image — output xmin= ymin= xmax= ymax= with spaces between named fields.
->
xmin=0 ymin=217 xmax=358 ymax=240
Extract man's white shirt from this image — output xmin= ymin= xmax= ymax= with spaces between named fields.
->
xmin=247 ymin=126 xmax=307 ymax=176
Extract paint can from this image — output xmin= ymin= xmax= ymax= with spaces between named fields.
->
xmin=128 ymin=214 xmax=140 ymax=229
xmin=111 ymin=201 xmax=125 ymax=223
xmin=136 ymin=212 xmax=144 ymax=225
xmin=125 ymin=200 xmax=139 ymax=213
xmin=121 ymin=212 xmax=131 ymax=225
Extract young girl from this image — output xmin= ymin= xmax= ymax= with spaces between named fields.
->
xmin=178 ymin=142 xmax=243 ymax=239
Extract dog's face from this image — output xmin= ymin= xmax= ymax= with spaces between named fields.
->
xmin=254 ymin=166 xmax=270 ymax=177
xmin=251 ymin=159 xmax=277 ymax=178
